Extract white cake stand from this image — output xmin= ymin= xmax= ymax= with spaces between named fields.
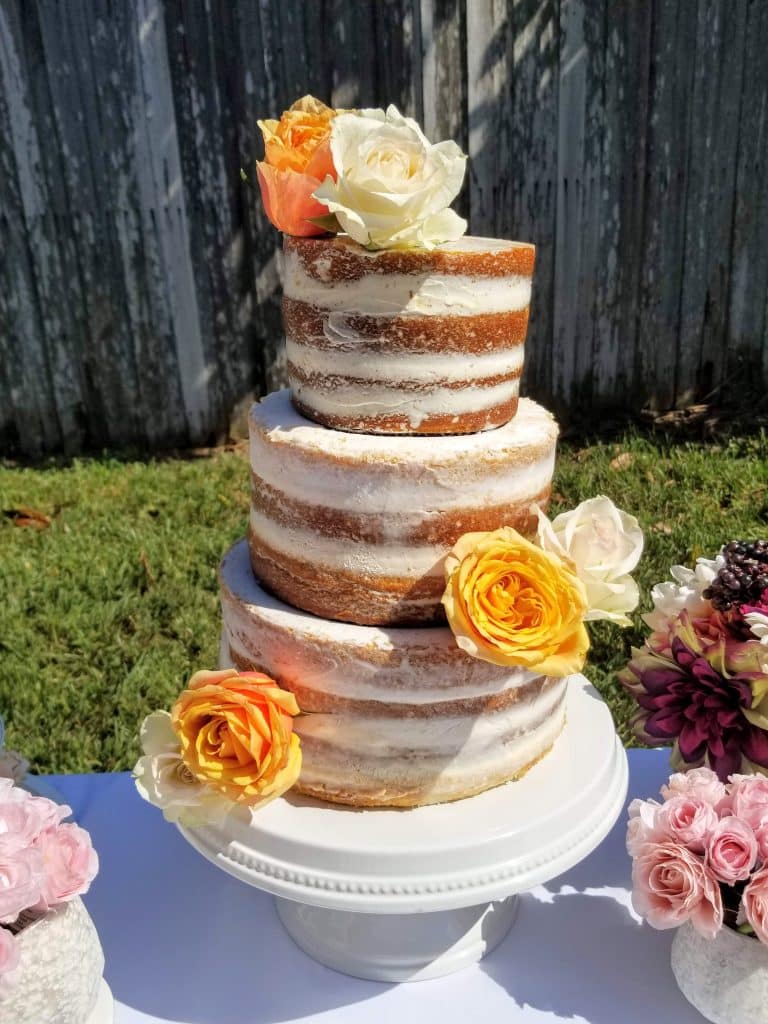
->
xmin=180 ymin=675 xmax=627 ymax=982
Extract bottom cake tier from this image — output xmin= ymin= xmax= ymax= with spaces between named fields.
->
xmin=220 ymin=539 xmax=568 ymax=808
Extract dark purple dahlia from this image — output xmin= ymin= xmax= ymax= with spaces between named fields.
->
xmin=619 ymin=611 xmax=768 ymax=780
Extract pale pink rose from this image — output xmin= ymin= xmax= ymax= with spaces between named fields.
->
xmin=656 ymin=796 xmax=719 ymax=853
xmin=632 ymin=839 xmax=723 ymax=938
xmin=626 ymin=798 xmax=668 ymax=856
xmin=755 ymin=823 xmax=768 ymax=862
xmin=743 ymin=865 xmax=768 ymax=944
xmin=661 ymin=768 xmax=727 ymax=807
xmin=0 ymin=848 xmax=43 ymax=925
xmin=722 ymin=775 xmax=768 ymax=829
xmin=707 ymin=816 xmax=758 ymax=884
xmin=0 ymin=927 xmax=20 ymax=991
xmin=0 ymin=790 xmax=70 ymax=860
xmin=35 ymin=825 xmax=98 ymax=909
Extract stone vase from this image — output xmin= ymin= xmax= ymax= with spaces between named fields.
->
xmin=0 ymin=897 xmax=111 ymax=1024
xmin=671 ymin=920 xmax=768 ymax=1024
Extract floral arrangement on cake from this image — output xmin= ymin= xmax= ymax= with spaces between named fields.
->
xmin=253 ymin=94 xmax=467 ymax=249
xmin=133 ymin=668 xmax=302 ymax=827
xmin=628 ymin=768 xmax=768 ymax=943
xmin=0 ymin=780 xmax=98 ymax=993
xmin=620 ymin=541 xmax=768 ymax=780
xmin=441 ymin=496 xmax=644 ymax=677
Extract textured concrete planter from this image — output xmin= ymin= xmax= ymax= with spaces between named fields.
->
xmin=671 ymin=920 xmax=768 ymax=1024
xmin=0 ymin=898 xmax=111 ymax=1024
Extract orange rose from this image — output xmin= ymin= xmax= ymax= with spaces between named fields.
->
xmin=256 ymin=95 xmax=337 ymax=236
xmin=171 ymin=669 xmax=301 ymax=805
xmin=442 ymin=527 xmax=590 ymax=677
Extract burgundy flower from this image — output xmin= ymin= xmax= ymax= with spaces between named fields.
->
xmin=619 ymin=611 xmax=768 ymax=781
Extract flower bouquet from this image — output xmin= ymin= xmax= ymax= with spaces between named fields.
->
xmin=0 ymin=780 xmax=105 ymax=1023
xmin=620 ymin=541 xmax=768 ymax=780
xmin=253 ymin=95 xmax=467 ymax=249
xmin=134 ymin=669 xmax=302 ymax=827
xmin=628 ymin=768 xmax=768 ymax=1023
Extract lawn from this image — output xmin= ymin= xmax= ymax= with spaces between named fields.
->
xmin=1 ymin=429 xmax=767 ymax=774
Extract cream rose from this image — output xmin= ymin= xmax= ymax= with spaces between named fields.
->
xmin=133 ymin=711 xmax=232 ymax=827
xmin=313 ymin=105 xmax=467 ymax=250
xmin=536 ymin=497 xmax=643 ymax=626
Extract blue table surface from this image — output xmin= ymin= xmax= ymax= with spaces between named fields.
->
xmin=48 ymin=748 xmax=707 ymax=1024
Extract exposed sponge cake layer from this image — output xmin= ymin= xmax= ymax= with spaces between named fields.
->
xmin=248 ymin=389 xmax=558 ymax=625
xmin=220 ymin=540 xmax=567 ymax=808
xmin=283 ymin=235 xmax=535 ymax=435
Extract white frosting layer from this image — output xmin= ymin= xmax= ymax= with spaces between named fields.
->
xmin=284 ymin=248 xmax=532 ymax=316
xmin=296 ymin=698 xmax=566 ymax=800
xmin=295 ymin=679 xmax=566 ymax=756
xmin=221 ymin=540 xmax=539 ymax=704
xmin=250 ymin=508 xmax=445 ymax=576
xmin=286 ymin=335 xmax=525 ymax=383
xmin=290 ymin=378 xmax=521 ymax=428
xmin=250 ymin=390 xmax=556 ymax=514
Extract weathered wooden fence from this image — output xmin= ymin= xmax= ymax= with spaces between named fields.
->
xmin=1 ymin=0 xmax=767 ymax=456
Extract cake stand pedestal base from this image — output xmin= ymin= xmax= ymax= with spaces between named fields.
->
xmin=181 ymin=675 xmax=627 ymax=983
xmin=275 ymin=894 xmax=519 ymax=982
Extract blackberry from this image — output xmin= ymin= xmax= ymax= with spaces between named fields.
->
xmin=704 ymin=539 xmax=768 ymax=611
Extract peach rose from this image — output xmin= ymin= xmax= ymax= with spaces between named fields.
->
xmin=442 ymin=527 xmax=589 ymax=676
xmin=256 ymin=95 xmax=337 ymax=236
xmin=172 ymin=669 xmax=301 ymax=806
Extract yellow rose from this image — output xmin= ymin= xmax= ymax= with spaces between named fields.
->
xmin=172 ymin=669 xmax=301 ymax=806
xmin=442 ymin=527 xmax=590 ymax=676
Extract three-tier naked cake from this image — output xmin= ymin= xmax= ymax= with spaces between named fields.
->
xmin=220 ymin=231 xmax=566 ymax=807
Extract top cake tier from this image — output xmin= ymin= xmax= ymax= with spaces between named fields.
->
xmin=283 ymin=234 xmax=535 ymax=436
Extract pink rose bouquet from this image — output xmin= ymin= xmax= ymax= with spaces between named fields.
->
xmin=620 ymin=540 xmax=768 ymax=781
xmin=0 ymin=780 xmax=98 ymax=993
xmin=629 ymin=768 xmax=768 ymax=944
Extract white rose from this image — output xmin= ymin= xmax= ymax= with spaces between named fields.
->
xmin=642 ymin=556 xmax=723 ymax=634
xmin=313 ymin=105 xmax=467 ymax=250
xmin=745 ymin=610 xmax=768 ymax=645
xmin=536 ymin=496 xmax=644 ymax=626
xmin=133 ymin=711 xmax=231 ymax=827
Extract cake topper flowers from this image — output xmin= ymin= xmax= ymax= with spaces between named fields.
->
xmin=442 ymin=496 xmax=643 ymax=677
xmin=254 ymin=96 xmax=467 ymax=250
xmin=620 ymin=540 xmax=768 ymax=780
xmin=134 ymin=668 xmax=302 ymax=826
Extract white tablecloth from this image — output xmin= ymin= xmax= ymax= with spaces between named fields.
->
xmin=57 ymin=748 xmax=705 ymax=1024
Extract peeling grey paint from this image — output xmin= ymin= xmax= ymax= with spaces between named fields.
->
xmin=1 ymin=0 xmax=767 ymax=456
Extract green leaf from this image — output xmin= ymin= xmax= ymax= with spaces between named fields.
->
xmin=306 ymin=213 xmax=341 ymax=233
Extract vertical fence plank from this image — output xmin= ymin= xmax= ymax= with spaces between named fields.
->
xmin=0 ymin=0 xmax=87 ymax=455
xmin=636 ymin=0 xmax=697 ymax=411
xmin=0 ymin=3 xmax=61 ymax=454
xmin=592 ymin=3 xmax=653 ymax=406
xmin=504 ymin=0 xmax=560 ymax=403
xmin=162 ymin=0 xmax=255 ymax=436
xmin=675 ymin=0 xmax=747 ymax=407
xmin=465 ymin=0 xmax=512 ymax=236
xmin=552 ymin=0 xmax=606 ymax=408
xmin=727 ymin=0 xmax=768 ymax=395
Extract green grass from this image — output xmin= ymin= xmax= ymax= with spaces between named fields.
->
xmin=1 ymin=430 xmax=767 ymax=773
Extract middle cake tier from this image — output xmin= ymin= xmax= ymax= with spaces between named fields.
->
xmin=248 ymin=389 xmax=558 ymax=626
